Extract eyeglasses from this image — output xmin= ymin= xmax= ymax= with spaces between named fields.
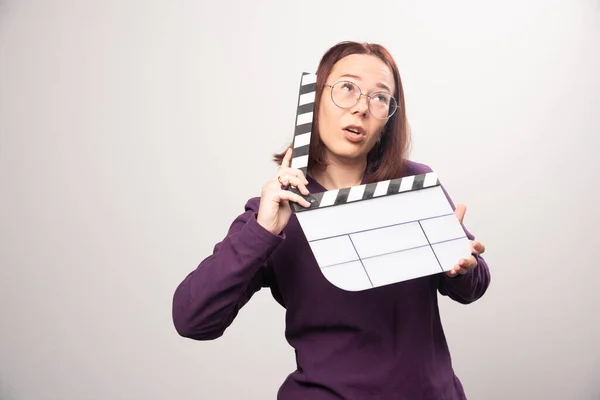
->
xmin=325 ymin=80 xmax=399 ymax=119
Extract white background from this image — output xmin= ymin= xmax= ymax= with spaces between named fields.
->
xmin=1 ymin=0 xmax=599 ymax=399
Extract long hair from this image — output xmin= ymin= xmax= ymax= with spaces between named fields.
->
xmin=273 ymin=41 xmax=411 ymax=183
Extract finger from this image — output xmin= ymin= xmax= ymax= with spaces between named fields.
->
xmin=454 ymin=204 xmax=466 ymax=225
xmin=279 ymin=167 xmax=309 ymax=185
xmin=458 ymin=257 xmax=477 ymax=270
xmin=472 ymin=241 xmax=485 ymax=254
xmin=276 ymin=174 xmax=289 ymax=187
xmin=285 ymin=176 xmax=310 ymax=196
xmin=278 ymin=189 xmax=311 ymax=208
xmin=280 ymin=148 xmax=293 ymax=169
xmin=449 ymin=265 xmax=468 ymax=275
xmin=446 ymin=265 xmax=466 ymax=276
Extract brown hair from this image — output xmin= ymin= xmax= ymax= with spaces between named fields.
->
xmin=273 ymin=41 xmax=411 ymax=184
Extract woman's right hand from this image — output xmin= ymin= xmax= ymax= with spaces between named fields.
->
xmin=256 ymin=148 xmax=312 ymax=235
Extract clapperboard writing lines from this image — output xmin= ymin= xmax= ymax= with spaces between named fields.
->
xmin=346 ymin=235 xmax=375 ymax=288
xmin=418 ymin=220 xmax=445 ymax=273
xmin=307 ymin=212 xmax=456 ymax=242
xmin=311 ymin=211 xmax=468 ymax=275
xmin=317 ymin=236 xmax=468 ymax=270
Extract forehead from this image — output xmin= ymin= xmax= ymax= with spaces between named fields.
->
xmin=328 ymin=54 xmax=395 ymax=92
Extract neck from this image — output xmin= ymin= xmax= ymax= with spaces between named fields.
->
xmin=310 ymin=154 xmax=366 ymax=190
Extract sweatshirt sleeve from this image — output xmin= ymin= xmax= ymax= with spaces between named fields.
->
xmin=436 ymin=184 xmax=491 ymax=304
xmin=171 ymin=197 xmax=284 ymax=340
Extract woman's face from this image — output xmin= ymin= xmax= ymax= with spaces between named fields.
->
xmin=318 ymin=54 xmax=396 ymax=163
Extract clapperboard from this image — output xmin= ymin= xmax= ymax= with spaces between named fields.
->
xmin=288 ymin=72 xmax=471 ymax=291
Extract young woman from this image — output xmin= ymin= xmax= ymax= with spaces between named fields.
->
xmin=172 ymin=41 xmax=491 ymax=399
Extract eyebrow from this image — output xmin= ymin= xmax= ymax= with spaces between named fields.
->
xmin=338 ymin=74 xmax=393 ymax=93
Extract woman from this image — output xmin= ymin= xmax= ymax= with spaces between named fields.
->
xmin=172 ymin=41 xmax=491 ymax=399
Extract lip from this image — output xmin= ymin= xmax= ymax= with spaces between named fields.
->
xmin=343 ymin=125 xmax=366 ymax=143
xmin=343 ymin=125 xmax=366 ymax=136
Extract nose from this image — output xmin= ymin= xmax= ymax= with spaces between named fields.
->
xmin=351 ymin=94 xmax=369 ymax=116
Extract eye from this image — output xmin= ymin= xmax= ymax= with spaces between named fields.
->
xmin=373 ymin=93 xmax=390 ymax=104
xmin=341 ymin=82 xmax=355 ymax=92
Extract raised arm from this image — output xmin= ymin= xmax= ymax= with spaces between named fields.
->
xmin=171 ymin=197 xmax=283 ymax=340
xmin=172 ymin=148 xmax=312 ymax=340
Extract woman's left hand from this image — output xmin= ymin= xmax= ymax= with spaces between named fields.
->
xmin=445 ymin=204 xmax=486 ymax=277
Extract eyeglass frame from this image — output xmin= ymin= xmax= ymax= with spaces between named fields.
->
xmin=324 ymin=80 xmax=399 ymax=119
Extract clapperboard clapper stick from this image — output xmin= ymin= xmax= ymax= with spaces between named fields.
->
xmin=286 ymin=73 xmax=471 ymax=291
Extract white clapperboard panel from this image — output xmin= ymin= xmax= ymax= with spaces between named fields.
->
xmin=288 ymin=72 xmax=471 ymax=291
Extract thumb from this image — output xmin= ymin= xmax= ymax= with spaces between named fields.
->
xmin=454 ymin=204 xmax=466 ymax=225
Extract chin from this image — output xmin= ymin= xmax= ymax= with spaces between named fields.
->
xmin=326 ymin=143 xmax=370 ymax=162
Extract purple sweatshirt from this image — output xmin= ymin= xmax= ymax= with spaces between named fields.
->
xmin=172 ymin=160 xmax=491 ymax=399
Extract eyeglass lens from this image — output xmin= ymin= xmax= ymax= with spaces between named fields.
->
xmin=330 ymin=81 xmax=397 ymax=119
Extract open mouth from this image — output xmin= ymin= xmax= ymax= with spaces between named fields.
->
xmin=344 ymin=125 xmax=365 ymax=136
xmin=343 ymin=125 xmax=366 ymax=143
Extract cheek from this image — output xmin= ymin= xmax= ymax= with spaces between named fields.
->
xmin=370 ymin=122 xmax=385 ymax=137
xmin=369 ymin=122 xmax=387 ymax=145
xmin=319 ymin=102 xmax=340 ymax=131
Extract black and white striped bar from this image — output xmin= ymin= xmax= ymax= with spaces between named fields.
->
xmin=296 ymin=176 xmax=445 ymax=242
xmin=294 ymin=171 xmax=440 ymax=213
xmin=290 ymin=72 xmax=316 ymax=178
